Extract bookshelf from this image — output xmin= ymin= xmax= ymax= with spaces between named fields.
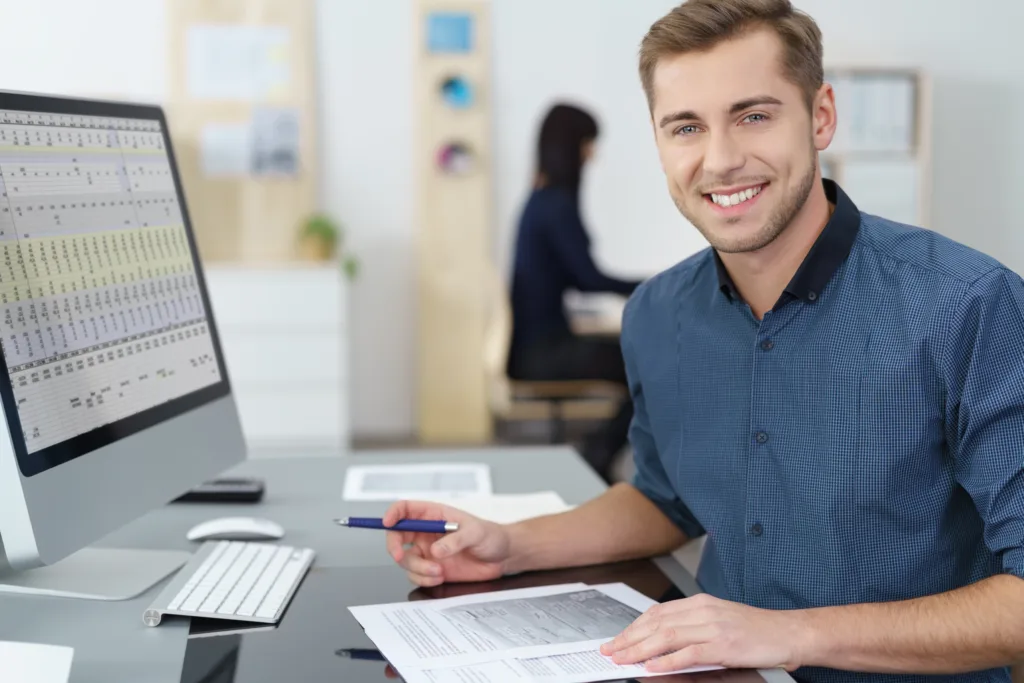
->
xmin=821 ymin=68 xmax=932 ymax=228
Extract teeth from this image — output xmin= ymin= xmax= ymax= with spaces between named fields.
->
xmin=711 ymin=185 xmax=761 ymax=207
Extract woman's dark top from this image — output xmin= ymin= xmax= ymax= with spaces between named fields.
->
xmin=507 ymin=186 xmax=641 ymax=378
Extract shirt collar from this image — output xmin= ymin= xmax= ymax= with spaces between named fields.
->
xmin=715 ymin=178 xmax=861 ymax=305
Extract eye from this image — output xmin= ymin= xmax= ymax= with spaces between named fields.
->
xmin=742 ymin=113 xmax=769 ymax=124
xmin=674 ymin=124 xmax=701 ymax=136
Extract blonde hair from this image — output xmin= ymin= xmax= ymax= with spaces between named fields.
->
xmin=639 ymin=0 xmax=824 ymax=111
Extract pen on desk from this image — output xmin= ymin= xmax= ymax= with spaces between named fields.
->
xmin=335 ymin=647 xmax=387 ymax=661
xmin=334 ymin=517 xmax=459 ymax=533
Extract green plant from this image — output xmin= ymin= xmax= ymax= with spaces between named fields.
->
xmin=298 ymin=212 xmax=360 ymax=280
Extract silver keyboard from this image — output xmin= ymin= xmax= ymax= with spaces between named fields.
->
xmin=143 ymin=540 xmax=315 ymax=627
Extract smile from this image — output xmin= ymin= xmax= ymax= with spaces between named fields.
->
xmin=705 ymin=183 xmax=766 ymax=208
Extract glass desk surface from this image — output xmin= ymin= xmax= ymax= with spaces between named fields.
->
xmin=178 ymin=560 xmax=773 ymax=683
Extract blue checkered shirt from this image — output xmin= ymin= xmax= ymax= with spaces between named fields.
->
xmin=625 ymin=181 xmax=1024 ymax=683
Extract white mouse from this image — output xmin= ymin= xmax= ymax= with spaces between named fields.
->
xmin=186 ymin=516 xmax=285 ymax=542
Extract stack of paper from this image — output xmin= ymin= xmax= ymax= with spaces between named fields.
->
xmin=415 ymin=491 xmax=574 ymax=524
xmin=349 ymin=582 xmax=721 ymax=683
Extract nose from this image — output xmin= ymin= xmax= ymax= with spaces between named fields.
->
xmin=702 ymin=129 xmax=745 ymax=180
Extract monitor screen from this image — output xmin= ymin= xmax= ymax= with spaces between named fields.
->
xmin=0 ymin=98 xmax=229 ymax=477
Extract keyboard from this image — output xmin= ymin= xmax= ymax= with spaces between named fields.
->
xmin=143 ymin=540 xmax=315 ymax=627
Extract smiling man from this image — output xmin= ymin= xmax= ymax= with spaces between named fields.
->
xmin=382 ymin=1 xmax=1024 ymax=681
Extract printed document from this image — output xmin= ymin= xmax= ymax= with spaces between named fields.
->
xmin=349 ymin=582 xmax=721 ymax=680
xmin=0 ymin=640 xmax=74 ymax=683
xmin=342 ymin=463 xmax=492 ymax=501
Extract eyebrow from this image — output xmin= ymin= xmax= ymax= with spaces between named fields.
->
xmin=657 ymin=95 xmax=785 ymax=128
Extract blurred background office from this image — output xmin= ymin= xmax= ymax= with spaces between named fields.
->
xmin=2 ymin=0 xmax=1020 ymax=482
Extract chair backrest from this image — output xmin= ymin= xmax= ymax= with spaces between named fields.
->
xmin=481 ymin=262 xmax=513 ymax=414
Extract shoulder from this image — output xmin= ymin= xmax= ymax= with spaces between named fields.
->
xmin=855 ymin=212 xmax=1006 ymax=289
xmin=623 ymin=248 xmax=715 ymax=334
xmin=855 ymin=212 xmax=1024 ymax=345
xmin=526 ymin=186 xmax=577 ymax=215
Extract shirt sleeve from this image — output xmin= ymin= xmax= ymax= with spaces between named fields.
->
xmin=942 ymin=267 xmax=1024 ymax=579
xmin=621 ymin=293 xmax=705 ymax=540
xmin=545 ymin=194 xmax=641 ymax=296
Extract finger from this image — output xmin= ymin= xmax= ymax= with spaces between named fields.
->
xmin=384 ymin=499 xmax=463 ymax=527
xmin=398 ymin=544 xmax=443 ymax=580
xmin=645 ymin=642 xmax=719 ymax=673
xmin=406 ymin=569 xmax=445 ymax=587
xmin=430 ymin=521 xmax=484 ymax=560
xmin=600 ymin=612 xmax=659 ymax=656
xmin=386 ymin=530 xmax=412 ymax=563
xmin=612 ymin=625 xmax=715 ymax=666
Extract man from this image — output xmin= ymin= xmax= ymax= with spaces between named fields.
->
xmin=384 ymin=1 xmax=1024 ymax=681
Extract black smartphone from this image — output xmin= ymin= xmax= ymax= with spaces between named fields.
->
xmin=172 ymin=478 xmax=265 ymax=503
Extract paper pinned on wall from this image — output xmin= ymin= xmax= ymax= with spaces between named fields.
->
xmin=186 ymin=25 xmax=291 ymax=102
xmin=200 ymin=107 xmax=301 ymax=179
xmin=250 ymin=106 xmax=300 ymax=177
xmin=841 ymin=159 xmax=919 ymax=226
xmin=200 ymin=122 xmax=252 ymax=177
xmin=0 ymin=640 xmax=74 ymax=683
xmin=827 ymin=72 xmax=915 ymax=154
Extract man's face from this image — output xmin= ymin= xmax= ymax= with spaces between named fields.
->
xmin=650 ymin=29 xmax=834 ymax=254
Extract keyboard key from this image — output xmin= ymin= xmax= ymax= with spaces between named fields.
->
xmin=218 ymin=544 xmax=278 ymax=615
xmin=236 ymin=546 xmax=292 ymax=617
xmin=254 ymin=549 xmax=311 ymax=619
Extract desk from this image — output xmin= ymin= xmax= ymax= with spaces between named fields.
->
xmin=566 ymin=292 xmax=626 ymax=337
xmin=0 ymin=446 xmax=794 ymax=683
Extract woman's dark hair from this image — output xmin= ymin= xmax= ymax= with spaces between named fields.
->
xmin=535 ymin=103 xmax=599 ymax=197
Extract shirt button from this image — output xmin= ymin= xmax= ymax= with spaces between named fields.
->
xmin=755 ymin=431 xmax=768 ymax=444
xmin=807 ymin=291 xmax=818 ymax=301
xmin=760 ymin=339 xmax=774 ymax=351
xmin=750 ymin=523 xmax=763 ymax=537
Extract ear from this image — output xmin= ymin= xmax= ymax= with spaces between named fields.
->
xmin=811 ymin=82 xmax=838 ymax=152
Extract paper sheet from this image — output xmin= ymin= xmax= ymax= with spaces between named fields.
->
xmin=351 ymin=582 xmax=721 ymax=681
xmin=840 ymin=159 xmax=919 ymax=225
xmin=200 ymin=122 xmax=252 ymax=177
xmin=342 ymin=463 xmax=492 ymax=501
xmin=0 ymin=641 xmax=74 ymax=683
xmin=404 ymin=650 xmax=719 ymax=683
xmin=186 ymin=25 xmax=291 ymax=101
xmin=414 ymin=492 xmax=573 ymax=524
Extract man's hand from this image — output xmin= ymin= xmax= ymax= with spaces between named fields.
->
xmin=384 ymin=500 xmax=512 ymax=586
xmin=600 ymin=593 xmax=811 ymax=673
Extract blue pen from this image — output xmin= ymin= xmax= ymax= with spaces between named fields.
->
xmin=334 ymin=517 xmax=459 ymax=533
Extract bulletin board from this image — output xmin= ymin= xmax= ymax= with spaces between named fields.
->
xmin=820 ymin=68 xmax=932 ymax=228
xmin=165 ymin=0 xmax=317 ymax=263
xmin=414 ymin=0 xmax=494 ymax=444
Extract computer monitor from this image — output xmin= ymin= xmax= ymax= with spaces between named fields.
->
xmin=0 ymin=91 xmax=246 ymax=599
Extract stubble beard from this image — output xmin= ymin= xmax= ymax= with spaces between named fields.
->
xmin=671 ymin=154 xmax=818 ymax=254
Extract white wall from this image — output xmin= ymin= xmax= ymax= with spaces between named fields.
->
xmin=1 ymin=0 xmax=1022 ymax=439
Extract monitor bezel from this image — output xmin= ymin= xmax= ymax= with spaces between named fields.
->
xmin=0 ymin=91 xmax=232 ymax=478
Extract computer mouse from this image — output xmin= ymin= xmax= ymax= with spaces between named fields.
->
xmin=186 ymin=516 xmax=285 ymax=542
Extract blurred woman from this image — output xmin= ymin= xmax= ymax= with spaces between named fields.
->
xmin=507 ymin=103 xmax=642 ymax=483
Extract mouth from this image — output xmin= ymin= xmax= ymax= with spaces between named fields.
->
xmin=702 ymin=183 xmax=768 ymax=216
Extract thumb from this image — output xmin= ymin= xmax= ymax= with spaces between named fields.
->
xmin=431 ymin=523 xmax=480 ymax=559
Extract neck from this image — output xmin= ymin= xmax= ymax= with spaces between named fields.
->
xmin=718 ymin=179 xmax=832 ymax=320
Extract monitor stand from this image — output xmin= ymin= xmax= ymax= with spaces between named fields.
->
xmin=0 ymin=547 xmax=190 ymax=601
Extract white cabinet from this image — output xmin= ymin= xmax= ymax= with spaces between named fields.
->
xmin=202 ymin=265 xmax=349 ymax=453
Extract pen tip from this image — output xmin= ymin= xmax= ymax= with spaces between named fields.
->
xmin=336 ymin=518 xmax=349 ymax=525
